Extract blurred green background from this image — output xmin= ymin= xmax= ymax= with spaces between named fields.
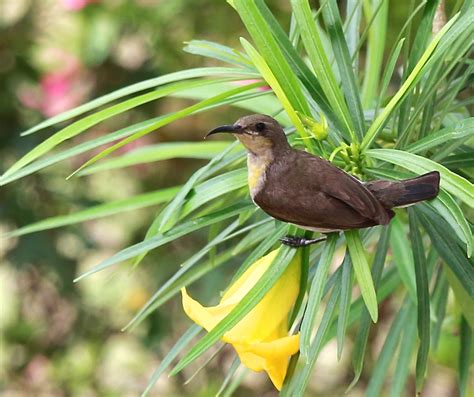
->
xmin=0 ymin=1 xmax=467 ymax=396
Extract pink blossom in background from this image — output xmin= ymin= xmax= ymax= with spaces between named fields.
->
xmin=61 ymin=0 xmax=97 ymax=11
xmin=18 ymin=50 xmax=93 ymax=117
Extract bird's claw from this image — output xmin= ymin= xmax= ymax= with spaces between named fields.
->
xmin=280 ymin=235 xmax=327 ymax=248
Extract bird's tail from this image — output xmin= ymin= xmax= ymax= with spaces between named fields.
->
xmin=366 ymin=171 xmax=440 ymax=209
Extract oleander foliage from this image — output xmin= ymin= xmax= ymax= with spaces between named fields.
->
xmin=2 ymin=0 xmax=473 ymax=395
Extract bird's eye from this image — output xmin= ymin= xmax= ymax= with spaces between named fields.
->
xmin=255 ymin=122 xmax=265 ymax=132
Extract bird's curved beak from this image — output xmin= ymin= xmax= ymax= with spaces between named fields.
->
xmin=205 ymin=124 xmax=242 ymax=139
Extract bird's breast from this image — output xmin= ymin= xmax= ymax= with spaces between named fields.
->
xmin=247 ymin=154 xmax=271 ymax=199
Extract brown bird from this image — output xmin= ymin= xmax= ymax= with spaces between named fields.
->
xmin=206 ymin=114 xmax=440 ymax=247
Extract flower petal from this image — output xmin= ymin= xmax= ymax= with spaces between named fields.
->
xmin=181 ymin=288 xmax=234 ymax=332
xmin=232 ymin=334 xmax=299 ymax=391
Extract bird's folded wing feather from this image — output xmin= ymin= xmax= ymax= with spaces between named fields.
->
xmin=295 ymin=152 xmax=390 ymax=224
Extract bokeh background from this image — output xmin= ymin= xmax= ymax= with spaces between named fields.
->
xmin=0 ymin=1 xmax=467 ymax=396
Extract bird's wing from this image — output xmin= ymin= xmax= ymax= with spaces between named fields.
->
xmin=292 ymin=151 xmax=391 ymax=224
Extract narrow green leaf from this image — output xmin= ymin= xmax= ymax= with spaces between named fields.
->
xmin=158 ymin=142 xmax=238 ymax=233
xmin=337 ymin=253 xmax=353 ymax=360
xmin=416 ymin=206 xmax=474 ymax=300
xmin=20 ymin=67 xmax=259 ymax=136
xmin=123 ymin=220 xmax=271 ymax=331
xmin=361 ymin=0 xmax=388 ymax=108
xmin=232 ymin=0 xmax=311 ymax=116
xmin=390 ymin=216 xmax=417 ymax=301
xmin=345 ymin=229 xmax=378 ymax=322
xmin=228 ymin=222 xmax=288 ymax=284
xmin=216 ymin=357 xmax=241 ymax=397
xmin=291 ymin=0 xmax=354 ymax=138
xmin=0 ymin=116 xmax=162 ymax=185
xmin=406 ymin=118 xmax=474 ymax=154
xmin=389 ymin=313 xmax=417 ymax=397
xmin=361 ymin=15 xmax=459 ymax=149
xmin=3 ymin=186 xmax=179 ymax=238
xmin=1 ymin=79 xmax=223 ymax=181
xmin=366 ymin=299 xmax=413 ymax=397
xmin=283 ymin=273 xmax=341 ymax=396
xmin=300 ymin=233 xmax=338 ymax=357
xmin=251 ymin=0 xmax=346 ymax=136
xmin=184 ymin=40 xmax=252 ymax=68
xmin=74 ymin=202 xmax=253 ymax=282
xmin=347 ymin=226 xmax=390 ymax=391
xmin=141 ymin=325 xmax=201 ymax=397
xmin=374 ymin=38 xmax=405 ymax=116
xmin=408 ymin=208 xmax=431 ymax=391
xmin=431 ymin=269 xmax=449 ymax=349
xmin=66 ymin=82 xmax=263 ymax=178
xmin=459 ymin=316 xmax=473 ymax=397
xmin=366 ymin=148 xmax=474 ymax=207
xmin=77 ymin=141 xmax=232 ymax=176
xmin=321 ymin=0 xmax=365 ymax=140
xmin=170 ymin=246 xmax=296 ymax=375
xmin=240 ymin=39 xmax=312 ymax=148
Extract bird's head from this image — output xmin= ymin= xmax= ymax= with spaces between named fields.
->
xmin=206 ymin=114 xmax=289 ymax=156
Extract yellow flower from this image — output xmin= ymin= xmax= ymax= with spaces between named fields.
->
xmin=181 ymin=248 xmax=301 ymax=390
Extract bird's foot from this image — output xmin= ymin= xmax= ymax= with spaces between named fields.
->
xmin=280 ymin=235 xmax=327 ymax=248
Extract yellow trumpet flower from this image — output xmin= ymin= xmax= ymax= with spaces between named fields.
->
xmin=181 ymin=248 xmax=301 ymax=390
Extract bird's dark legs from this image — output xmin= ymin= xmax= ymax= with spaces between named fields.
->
xmin=280 ymin=235 xmax=327 ymax=248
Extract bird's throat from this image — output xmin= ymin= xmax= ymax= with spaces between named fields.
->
xmin=247 ymin=152 xmax=272 ymax=198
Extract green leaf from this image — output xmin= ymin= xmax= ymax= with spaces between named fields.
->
xmin=228 ymin=222 xmax=288 ymax=284
xmin=1 ymin=79 xmax=225 ymax=182
xmin=390 ymin=215 xmax=417 ymax=302
xmin=361 ymin=15 xmax=459 ymax=149
xmin=366 ymin=148 xmax=474 ymax=207
xmin=184 ymin=40 xmax=252 ymax=68
xmin=170 ymin=246 xmax=296 ymax=375
xmin=282 ymin=273 xmax=341 ymax=396
xmin=431 ymin=269 xmax=449 ymax=350
xmin=416 ymin=206 xmax=474 ymax=300
xmin=66 ymin=81 xmax=263 ymax=178
xmin=142 ymin=325 xmax=201 ymax=397
xmin=21 ymin=67 xmax=259 ymax=136
xmin=74 ymin=202 xmax=253 ymax=281
xmin=300 ymin=233 xmax=338 ymax=357
xmin=345 ymin=229 xmax=378 ymax=322
xmin=408 ymin=208 xmax=431 ymax=391
xmin=216 ymin=357 xmax=241 ymax=397
xmin=0 ymin=116 xmax=162 ymax=185
xmin=360 ymin=0 xmax=389 ymax=108
xmin=3 ymin=186 xmax=179 ymax=238
xmin=366 ymin=299 xmax=414 ymax=397
xmin=232 ymin=0 xmax=311 ymax=116
xmin=291 ymin=0 xmax=355 ymax=138
xmin=251 ymin=0 xmax=346 ymax=136
xmin=374 ymin=37 xmax=405 ymax=115
xmin=337 ymin=253 xmax=353 ymax=360
xmin=239 ymin=39 xmax=313 ymax=148
xmin=321 ymin=0 xmax=365 ymax=140
xmin=123 ymin=220 xmax=271 ymax=331
xmin=158 ymin=142 xmax=238 ymax=233
xmin=406 ymin=118 xmax=474 ymax=154
xmin=389 ymin=312 xmax=417 ymax=397
xmin=77 ymin=141 xmax=232 ymax=176
xmin=347 ymin=226 xmax=390 ymax=391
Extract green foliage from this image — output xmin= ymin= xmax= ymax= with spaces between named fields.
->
xmin=2 ymin=0 xmax=473 ymax=395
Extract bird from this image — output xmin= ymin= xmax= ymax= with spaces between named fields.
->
xmin=206 ymin=114 xmax=440 ymax=247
